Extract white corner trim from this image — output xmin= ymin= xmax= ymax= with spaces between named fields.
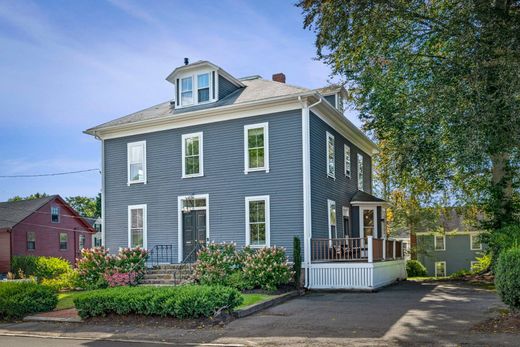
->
xmin=326 ymin=131 xmax=335 ymax=179
xmin=244 ymin=122 xmax=269 ymax=174
xmin=128 ymin=204 xmax=147 ymax=249
xmin=127 ymin=140 xmax=147 ymax=185
xmin=301 ymin=103 xmax=312 ymax=266
xmin=177 ymin=194 xmax=210 ymax=262
xmin=101 ymin=139 xmax=105 ymax=247
xmin=181 ymin=131 xmax=204 ymax=178
xmin=245 ymin=195 xmax=270 ymax=247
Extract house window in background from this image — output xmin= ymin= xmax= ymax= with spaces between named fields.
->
xmin=435 ymin=261 xmax=446 ymax=277
xmin=59 ymin=233 xmax=68 ymax=250
xmin=197 ymin=73 xmax=210 ymax=103
xmin=27 ymin=231 xmax=35 ymax=250
xmin=470 ymin=234 xmax=482 ymax=250
xmin=344 ymin=144 xmax=351 ymax=178
xmin=434 ymin=234 xmax=446 ymax=251
xmin=326 ymin=132 xmax=335 ymax=178
xmin=328 ymin=199 xmax=337 ymax=238
xmin=128 ymin=205 xmax=146 ymax=248
xmin=246 ymin=196 xmax=270 ymax=247
xmin=181 ymin=76 xmax=193 ymax=105
xmin=79 ymin=234 xmax=86 ymax=251
xmin=245 ymin=123 xmax=269 ymax=173
xmin=51 ymin=206 xmax=60 ymax=223
xmin=127 ymin=141 xmax=146 ymax=184
xmin=182 ymin=132 xmax=203 ymax=177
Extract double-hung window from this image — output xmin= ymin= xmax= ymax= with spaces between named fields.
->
xmin=59 ymin=233 xmax=68 ymax=250
xmin=328 ymin=199 xmax=337 ymax=239
xmin=79 ymin=234 xmax=86 ymax=251
xmin=128 ymin=204 xmax=147 ymax=248
xmin=127 ymin=141 xmax=146 ymax=184
xmin=27 ymin=231 xmax=36 ymax=250
xmin=182 ymin=132 xmax=203 ymax=177
xmin=434 ymin=234 xmax=446 ymax=251
xmin=245 ymin=196 xmax=270 ymax=247
xmin=51 ymin=206 xmax=60 ymax=223
xmin=180 ymin=77 xmax=193 ymax=106
xmin=344 ymin=144 xmax=351 ymax=178
xmin=357 ymin=153 xmax=364 ymax=191
xmin=244 ymin=123 xmax=269 ymax=173
xmin=326 ymin=132 xmax=335 ymax=178
xmin=435 ymin=261 xmax=446 ymax=277
xmin=197 ymin=73 xmax=210 ymax=103
xmin=470 ymin=234 xmax=482 ymax=250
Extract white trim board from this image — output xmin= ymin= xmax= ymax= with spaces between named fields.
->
xmin=244 ymin=122 xmax=270 ymax=174
xmin=177 ymin=194 xmax=210 ymax=262
xmin=245 ymin=195 xmax=270 ymax=248
xmin=128 ymin=204 xmax=147 ymax=249
xmin=181 ymin=131 xmax=204 ymax=178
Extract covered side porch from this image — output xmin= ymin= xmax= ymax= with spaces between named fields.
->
xmin=305 ymin=191 xmax=407 ymax=290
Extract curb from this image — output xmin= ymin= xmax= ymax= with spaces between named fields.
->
xmin=233 ymin=291 xmax=300 ymax=318
xmin=23 ymin=315 xmax=82 ymax=323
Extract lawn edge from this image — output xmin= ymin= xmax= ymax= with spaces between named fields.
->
xmin=233 ymin=290 xmax=300 ymax=318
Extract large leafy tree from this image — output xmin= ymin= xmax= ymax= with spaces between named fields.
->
xmin=65 ymin=194 xmax=101 ymax=218
xmin=299 ymin=0 xmax=520 ymax=229
xmin=8 ymin=193 xmax=49 ymax=202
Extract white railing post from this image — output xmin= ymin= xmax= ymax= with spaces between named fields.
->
xmin=393 ymin=240 xmax=397 ymax=260
xmin=368 ymin=236 xmax=373 ymax=263
xmin=383 ymin=239 xmax=386 ymax=260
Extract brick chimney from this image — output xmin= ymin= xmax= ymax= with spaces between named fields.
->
xmin=272 ymin=73 xmax=286 ymax=83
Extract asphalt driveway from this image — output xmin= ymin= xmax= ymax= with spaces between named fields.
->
xmin=0 ymin=281 xmax=516 ymax=346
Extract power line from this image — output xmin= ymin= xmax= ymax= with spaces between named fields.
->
xmin=0 ymin=168 xmax=100 ymax=178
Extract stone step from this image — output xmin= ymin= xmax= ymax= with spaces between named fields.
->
xmin=140 ymin=278 xmax=193 ymax=285
xmin=150 ymin=264 xmax=195 ymax=270
xmin=145 ymin=269 xmax=193 ymax=275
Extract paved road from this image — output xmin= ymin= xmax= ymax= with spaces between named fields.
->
xmin=0 ymin=281 xmax=516 ymax=346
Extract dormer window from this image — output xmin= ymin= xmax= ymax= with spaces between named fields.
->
xmin=197 ymin=73 xmax=210 ymax=102
xmin=181 ymin=77 xmax=193 ymax=106
xmin=177 ymin=71 xmax=215 ymax=108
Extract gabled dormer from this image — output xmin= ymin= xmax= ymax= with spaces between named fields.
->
xmin=165 ymin=59 xmax=245 ymax=109
xmin=316 ymin=85 xmax=348 ymax=113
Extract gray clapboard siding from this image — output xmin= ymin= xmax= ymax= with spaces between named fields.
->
xmin=104 ymin=109 xmax=303 ymax=261
xmin=309 ymin=112 xmax=373 ymax=239
xmin=218 ymin=75 xmax=239 ymax=100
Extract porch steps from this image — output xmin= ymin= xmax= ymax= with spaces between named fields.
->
xmin=140 ymin=264 xmax=195 ymax=286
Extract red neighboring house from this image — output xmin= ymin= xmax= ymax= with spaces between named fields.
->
xmin=0 ymin=195 xmax=96 ymax=273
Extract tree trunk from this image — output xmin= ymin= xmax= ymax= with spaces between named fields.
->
xmin=491 ymin=152 xmax=513 ymax=227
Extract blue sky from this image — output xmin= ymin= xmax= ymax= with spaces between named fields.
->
xmin=0 ymin=0 xmax=357 ymax=201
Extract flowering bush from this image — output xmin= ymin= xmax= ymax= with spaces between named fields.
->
xmin=76 ymin=247 xmax=148 ymax=289
xmin=242 ymin=247 xmax=293 ymax=291
xmin=193 ymin=242 xmax=240 ymax=286
xmin=194 ymin=243 xmax=293 ymax=291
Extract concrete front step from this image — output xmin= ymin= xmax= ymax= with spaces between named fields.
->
xmin=145 ymin=269 xmax=193 ymax=275
xmin=140 ymin=279 xmax=192 ymax=285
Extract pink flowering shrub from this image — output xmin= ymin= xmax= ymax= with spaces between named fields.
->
xmin=76 ymin=247 xmax=148 ymax=289
xmin=104 ymin=271 xmax=137 ymax=287
xmin=194 ymin=243 xmax=293 ymax=291
xmin=242 ymin=247 xmax=293 ymax=291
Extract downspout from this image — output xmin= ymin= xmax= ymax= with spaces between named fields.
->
xmin=298 ymin=95 xmax=322 ymax=288
xmin=95 ymin=132 xmax=106 ymax=248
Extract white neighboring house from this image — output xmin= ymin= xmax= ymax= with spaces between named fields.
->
xmin=84 ymin=217 xmax=102 ymax=248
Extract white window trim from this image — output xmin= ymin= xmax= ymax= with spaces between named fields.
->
xmin=357 ymin=153 xmax=364 ymax=191
xmin=127 ymin=141 xmax=147 ymax=185
xmin=359 ymin=206 xmax=378 ymax=239
xmin=434 ymin=234 xmax=446 ymax=251
xmin=177 ymin=69 xmax=217 ymax=108
xmin=181 ymin=132 xmax=204 ymax=178
xmin=244 ymin=122 xmax=269 ymax=174
xmin=327 ymin=199 xmax=337 ymax=239
xmin=326 ymin=131 xmax=335 ymax=179
xmin=128 ymin=204 xmax=147 ymax=249
xmin=344 ymin=144 xmax=351 ymax=178
xmin=51 ymin=206 xmax=60 ymax=223
xmin=177 ymin=194 xmax=210 ymax=262
xmin=470 ymin=234 xmax=482 ymax=250
xmin=435 ymin=261 xmax=446 ymax=277
xmin=245 ymin=195 xmax=270 ymax=248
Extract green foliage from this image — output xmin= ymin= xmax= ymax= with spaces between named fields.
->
xmin=293 ymin=237 xmax=302 ymax=288
xmin=41 ymin=271 xmax=79 ymax=292
xmin=65 ymin=195 xmax=100 ymax=218
xmin=0 ymin=281 xmax=57 ymax=320
xmin=11 ymin=256 xmax=71 ymax=281
xmin=194 ymin=243 xmax=293 ymax=291
xmin=299 ymin=0 xmax=520 ymax=229
xmin=76 ymin=247 xmax=148 ymax=289
xmin=450 ymin=269 xmax=471 ymax=279
xmin=483 ymin=224 xmax=520 ymax=269
xmin=8 ymin=193 xmax=48 ymax=202
xmin=406 ymin=260 xmax=428 ymax=277
xmin=471 ymin=254 xmax=492 ymax=274
xmin=73 ymin=285 xmax=243 ymax=319
xmin=495 ymin=247 xmax=520 ymax=311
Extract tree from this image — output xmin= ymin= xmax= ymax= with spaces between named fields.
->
xmin=8 ymin=193 xmax=49 ymax=202
xmin=299 ymin=0 xmax=520 ymax=229
xmin=65 ymin=195 xmax=100 ymax=218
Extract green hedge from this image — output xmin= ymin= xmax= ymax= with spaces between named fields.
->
xmin=73 ymin=285 xmax=243 ymax=319
xmin=495 ymin=247 xmax=520 ymax=310
xmin=0 ymin=281 xmax=57 ymax=320
xmin=406 ymin=260 xmax=428 ymax=277
xmin=11 ymin=256 xmax=71 ymax=280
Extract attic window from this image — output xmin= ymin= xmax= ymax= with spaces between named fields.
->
xmin=177 ymin=71 xmax=215 ymax=107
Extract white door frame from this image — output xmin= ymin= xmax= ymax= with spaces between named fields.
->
xmin=177 ymin=194 xmax=209 ymax=262
xmin=359 ymin=206 xmax=378 ymax=239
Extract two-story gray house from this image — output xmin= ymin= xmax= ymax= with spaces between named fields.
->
xmin=85 ymin=60 xmax=406 ymax=289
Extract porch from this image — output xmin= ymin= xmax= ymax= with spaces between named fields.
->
xmin=305 ymin=236 xmax=406 ymax=290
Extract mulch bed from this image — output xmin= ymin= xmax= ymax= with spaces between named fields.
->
xmin=473 ymin=311 xmax=520 ymax=334
xmin=85 ymin=313 xmax=234 ymax=329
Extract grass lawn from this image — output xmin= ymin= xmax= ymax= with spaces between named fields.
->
xmin=57 ymin=291 xmax=274 ymax=311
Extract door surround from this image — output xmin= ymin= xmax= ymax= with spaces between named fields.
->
xmin=359 ymin=206 xmax=378 ymax=239
xmin=177 ymin=194 xmax=209 ymax=262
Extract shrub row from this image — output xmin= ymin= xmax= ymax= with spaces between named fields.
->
xmin=194 ymin=243 xmax=293 ymax=291
xmin=0 ymin=281 xmax=57 ymax=320
xmin=73 ymin=285 xmax=243 ymax=319
xmin=495 ymin=247 xmax=520 ymax=311
xmin=406 ymin=260 xmax=427 ymax=277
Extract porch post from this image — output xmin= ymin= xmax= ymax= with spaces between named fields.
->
xmin=367 ymin=236 xmax=373 ymax=263
xmin=393 ymin=240 xmax=397 ymax=260
xmin=382 ymin=238 xmax=386 ymax=260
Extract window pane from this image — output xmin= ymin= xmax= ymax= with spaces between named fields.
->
xmin=181 ymin=77 xmax=192 ymax=91
xmin=363 ymin=209 xmax=374 ymax=236
xmin=327 ymin=135 xmax=335 ymax=176
xmin=131 ymin=209 xmax=143 ymax=229
xmin=358 ymin=154 xmax=364 ymax=190
xmin=330 ymin=204 xmax=336 ymax=226
xmin=181 ymin=91 xmax=193 ymax=105
xmin=59 ymin=233 xmax=68 ymax=250
xmin=197 ymin=73 xmax=209 ymax=88
xmin=130 ymin=163 xmax=143 ymax=181
xmin=130 ymin=145 xmax=143 ymax=163
xmin=131 ymin=228 xmax=143 ymax=248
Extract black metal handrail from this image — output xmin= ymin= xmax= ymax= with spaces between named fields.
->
xmin=149 ymin=244 xmax=174 ymax=267
xmin=181 ymin=241 xmax=203 ymax=264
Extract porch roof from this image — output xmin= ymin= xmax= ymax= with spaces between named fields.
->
xmin=350 ymin=190 xmax=387 ymax=205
